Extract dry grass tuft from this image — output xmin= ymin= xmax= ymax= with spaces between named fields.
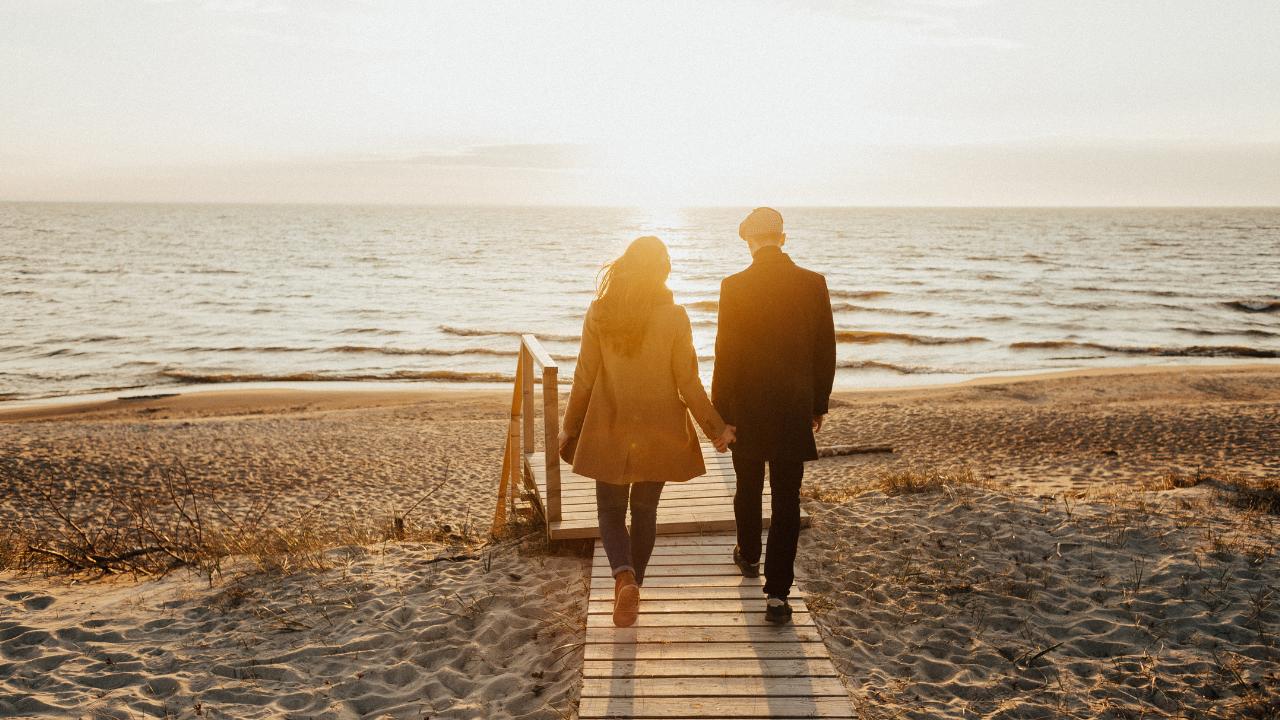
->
xmin=804 ymin=465 xmax=991 ymax=503
xmin=0 ymin=461 xmax=477 ymax=578
xmin=1215 ymin=474 xmax=1280 ymax=515
xmin=1146 ymin=467 xmax=1212 ymax=490
xmin=876 ymin=466 xmax=990 ymax=496
xmin=1144 ymin=467 xmax=1279 ymax=516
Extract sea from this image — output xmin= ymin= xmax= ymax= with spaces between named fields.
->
xmin=1 ymin=203 xmax=1277 ymax=403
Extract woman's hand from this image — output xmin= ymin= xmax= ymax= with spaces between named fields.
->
xmin=713 ymin=425 xmax=736 ymax=453
xmin=558 ymin=429 xmax=571 ymax=451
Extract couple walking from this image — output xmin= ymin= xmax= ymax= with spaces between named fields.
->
xmin=558 ymin=207 xmax=836 ymax=628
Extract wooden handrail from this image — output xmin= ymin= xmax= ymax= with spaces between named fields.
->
xmin=521 ymin=333 xmax=557 ymax=370
xmin=520 ymin=335 xmax=562 ymax=524
xmin=493 ymin=334 xmax=562 ymax=536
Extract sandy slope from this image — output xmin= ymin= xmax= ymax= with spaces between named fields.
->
xmin=798 ymin=487 xmax=1278 ymax=718
xmin=1 ymin=541 xmax=588 ymax=719
xmin=0 ymin=365 xmax=1276 ymax=719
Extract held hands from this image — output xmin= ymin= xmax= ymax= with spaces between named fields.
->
xmin=713 ymin=425 xmax=736 ymax=453
xmin=812 ymin=415 xmax=825 ymax=433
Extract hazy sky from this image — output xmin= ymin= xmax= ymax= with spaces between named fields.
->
xmin=2 ymin=0 xmax=1278 ymax=205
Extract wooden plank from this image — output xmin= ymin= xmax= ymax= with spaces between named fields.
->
xmin=646 ymin=545 xmax=750 ymax=557
xmin=552 ymin=516 xmax=756 ymax=541
xmin=581 ymin=675 xmax=848 ymax=698
xmin=561 ymin=497 xmax=756 ymax=520
xmin=590 ymin=575 xmax=763 ymax=590
xmin=583 ymin=658 xmax=838 ymax=679
xmin=585 ymin=626 xmax=823 ymax=644
xmin=534 ymin=473 xmax=740 ymax=490
xmin=589 ymin=554 xmax=747 ymax=567
xmin=586 ymin=611 xmax=814 ymax=628
xmin=583 ymin=642 xmax=830 ymax=661
xmin=586 ymin=598 xmax=807 ymax=614
xmin=558 ymin=485 xmax=756 ymax=503
xmin=520 ymin=346 xmax=534 ymax=454
xmin=557 ymin=511 xmax=803 ymax=533
xmin=578 ymin=696 xmax=856 ymax=718
xmin=588 ymin=586 xmax=773 ymax=601
xmin=520 ymin=333 xmax=557 ymax=370
xmin=592 ymin=563 xmax=752 ymax=578
xmin=542 ymin=366 xmax=561 ymax=523
xmin=650 ymin=533 xmax=767 ymax=546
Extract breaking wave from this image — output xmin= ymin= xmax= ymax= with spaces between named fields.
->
xmin=829 ymin=289 xmax=892 ymax=300
xmin=1222 ymin=299 xmax=1280 ymax=314
xmin=439 ymin=325 xmax=581 ymax=343
xmin=158 ymin=369 xmax=515 ymax=384
xmin=837 ymin=330 xmax=988 ymax=345
xmin=837 ymin=359 xmax=948 ymax=374
xmin=1010 ymin=340 xmax=1278 ymax=358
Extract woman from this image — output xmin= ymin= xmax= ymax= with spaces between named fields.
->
xmin=559 ymin=236 xmax=735 ymax=628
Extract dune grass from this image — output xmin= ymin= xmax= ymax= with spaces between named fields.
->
xmin=0 ymin=462 xmax=481 ymax=578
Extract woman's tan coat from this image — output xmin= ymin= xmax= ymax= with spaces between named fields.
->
xmin=562 ymin=301 xmax=726 ymax=485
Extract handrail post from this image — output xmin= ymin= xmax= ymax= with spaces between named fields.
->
xmin=520 ymin=347 xmax=534 ymax=456
xmin=494 ymin=346 xmax=525 ymax=535
xmin=542 ymin=365 xmax=561 ymax=523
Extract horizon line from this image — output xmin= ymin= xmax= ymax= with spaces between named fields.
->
xmin=3 ymin=199 xmax=1279 ymax=210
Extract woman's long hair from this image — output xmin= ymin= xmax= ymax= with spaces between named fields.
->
xmin=594 ymin=236 xmax=673 ymax=355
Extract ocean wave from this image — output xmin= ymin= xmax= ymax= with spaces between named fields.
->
xmin=1173 ymin=326 xmax=1280 ymax=339
xmin=837 ymin=330 xmax=988 ymax=345
xmin=158 ymin=369 xmax=516 ymax=384
xmin=1071 ymin=286 xmax=1185 ymax=298
xmin=829 ymin=289 xmax=891 ymax=300
xmin=837 ymin=359 xmax=946 ymax=374
xmin=685 ymin=298 xmax=934 ymax=318
xmin=685 ymin=300 xmax=719 ymax=312
xmin=440 ymin=325 xmax=580 ymax=343
xmin=832 ymin=303 xmax=935 ymax=317
xmin=326 ymin=344 xmax=576 ymax=361
xmin=1010 ymin=340 xmax=1278 ymax=358
xmin=1222 ymin=299 xmax=1280 ymax=314
xmin=339 ymin=327 xmax=405 ymax=336
xmin=178 ymin=345 xmax=312 ymax=353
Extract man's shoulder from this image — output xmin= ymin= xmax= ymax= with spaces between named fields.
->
xmin=720 ymin=269 xmax=750 ymax=292
xmin=794 ymin=264 xmax=827 ymax=289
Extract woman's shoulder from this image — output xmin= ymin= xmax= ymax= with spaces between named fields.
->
xmin=657 ymin=302 xmax=692 ymax=330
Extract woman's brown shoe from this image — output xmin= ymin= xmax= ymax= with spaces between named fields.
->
xmin=613 ymin=569 xmax=640 ymax=627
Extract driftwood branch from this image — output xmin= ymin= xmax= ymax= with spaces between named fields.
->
xmin=817 ymin=444 xmax=894 ymax=458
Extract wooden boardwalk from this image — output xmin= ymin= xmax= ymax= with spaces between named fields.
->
xmin=581 ymin=531 xmax=854 ymax=718
xmin=494 ymin=336 xmax=849 ymax=717
xmin=528 ymin=445 xmax=807 ymax=540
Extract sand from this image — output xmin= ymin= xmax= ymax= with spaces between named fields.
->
xmin=1 ymin=541 xmax=588 ymax=719
xmin=1 ymin=364 xmax=1277 ymax=718
xmin=799 ymin=489 xmax=1278 ymax=717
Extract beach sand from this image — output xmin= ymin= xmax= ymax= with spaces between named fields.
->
xmin=1 ymin=364 xmax=1277 ymax=718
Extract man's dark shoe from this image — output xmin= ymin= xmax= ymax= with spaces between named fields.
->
xmin=732 ymin=546 xmax=760 ymax=578
xmin=765 ymin=596 xmax=793 ymax=624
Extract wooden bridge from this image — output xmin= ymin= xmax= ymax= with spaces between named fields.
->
xmin=493 ymin=335 xmax=851 ymax=718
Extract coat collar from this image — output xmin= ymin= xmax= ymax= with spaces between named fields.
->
xmin=749 ymin=244 xmax=793 ymax=268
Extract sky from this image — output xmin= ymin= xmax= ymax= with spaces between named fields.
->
xmin=2 ymin=0 xmax=1278 ymax=206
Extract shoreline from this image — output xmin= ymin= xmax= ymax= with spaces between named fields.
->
xmin=2 ymin=359 xmax=1276 ymax=423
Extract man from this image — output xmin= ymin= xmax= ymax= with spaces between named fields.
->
xmin=712 ymin=207 xmax=836 ymax=624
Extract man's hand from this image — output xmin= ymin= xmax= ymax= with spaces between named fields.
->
xmin=812 ymin=415 xmax=825 ymax=433
xmin=713 ymin=425 xmax=737 ymax=453
xmin=557 ymin=429 xmax=571 ymax=451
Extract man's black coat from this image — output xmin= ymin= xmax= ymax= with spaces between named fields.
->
xmin=711 ymin=245 xmax=836 ymax=462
